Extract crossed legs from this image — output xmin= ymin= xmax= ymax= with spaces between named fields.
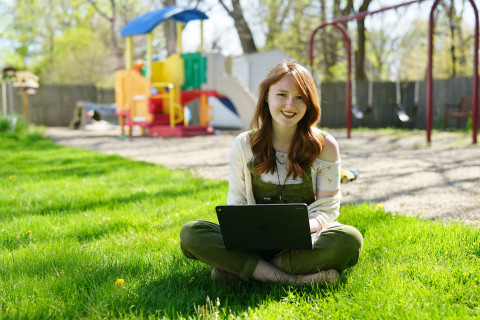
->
xmin=180 ymin=220 xmax=362 ymax=285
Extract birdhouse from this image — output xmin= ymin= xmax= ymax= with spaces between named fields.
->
xmin=11 ymin=71 xmax=40 ymax=121
xmin=13 ymin=71 xmax=40 ymax=93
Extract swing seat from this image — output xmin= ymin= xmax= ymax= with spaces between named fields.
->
xmin=395 ymin=104 xmax=410 ymax=122
xmin=352 ymin=105 xmax=364 ymax=119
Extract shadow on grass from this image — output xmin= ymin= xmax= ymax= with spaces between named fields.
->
xmin=0 ymin=133 xmax=53 ymax=151
xmin=128 ymin=268 xmax=341 ymax=318
xmin=4 ymin=150 xmax=145 ymax=179
xmin=1 ymin=179 xmax=226 ymax=250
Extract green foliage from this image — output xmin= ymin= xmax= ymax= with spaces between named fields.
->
xmin=1 ymin=132 xmax=480 ymax=319
xmin=0 ymin=115 xmax=37 ymax=135
xmin=41 ymin=27 xmax=112 ymax=85
xmin=1 ymin=0 xmax=147 ymax=86
xmin=464 ymin=117 xmax=472 ymax=133
xmin=260 ymin=0 xmax=322 ymax=68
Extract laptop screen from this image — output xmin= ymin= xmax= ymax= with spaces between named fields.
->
xmin=215 ymin=203 xmax=312 ymax=250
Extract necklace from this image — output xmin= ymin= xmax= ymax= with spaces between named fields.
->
xmin=275 ymin=157 xmax=286 ymax=202
xmin=276 ymin=154 xmax=286 ymax=165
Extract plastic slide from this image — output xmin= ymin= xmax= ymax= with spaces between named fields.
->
xmin=215 ymin=75 xmax=256 ymax=129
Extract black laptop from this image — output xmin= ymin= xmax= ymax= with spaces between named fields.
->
xmin=215 ymin=203 xmax=312 ymax=250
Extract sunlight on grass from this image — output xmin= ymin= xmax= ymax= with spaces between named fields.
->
xmin=1 ymin=132 xmax=479 ymax=319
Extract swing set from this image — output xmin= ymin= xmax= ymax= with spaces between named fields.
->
xmin=309 ymin=0 xmax=479 ymax=144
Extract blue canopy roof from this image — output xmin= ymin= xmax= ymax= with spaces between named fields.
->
xmin=121 ymin=6 xmax=208 ymax=37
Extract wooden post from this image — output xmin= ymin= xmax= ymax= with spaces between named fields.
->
xmin=119 ymin=115 xmax=125 ymax=135
xmin=22 ymin=89 xmax=28 ymax=121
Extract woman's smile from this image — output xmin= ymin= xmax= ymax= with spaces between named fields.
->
xmin=281 ymin=110 xmax=296 ymax=118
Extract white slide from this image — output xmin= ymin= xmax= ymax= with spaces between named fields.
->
xmin=215 ymin=75 xmax=257 ymax=129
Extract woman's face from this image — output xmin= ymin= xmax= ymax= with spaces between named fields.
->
xmin=267 ymin=74 xmax=307 ymax=130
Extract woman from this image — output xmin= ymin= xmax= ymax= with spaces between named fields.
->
xmin=180 ymin=62 xmax=363 ymax=285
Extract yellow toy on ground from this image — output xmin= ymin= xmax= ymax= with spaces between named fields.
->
xmin=341 ymin=169 xmax=358 ymax=184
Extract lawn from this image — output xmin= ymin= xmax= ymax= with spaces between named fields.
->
xmin=1 ymin=130 xmax=479 ymax=319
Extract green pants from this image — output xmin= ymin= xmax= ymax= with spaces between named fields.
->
xmin=180 ymin=220 xmax=363 ymax=281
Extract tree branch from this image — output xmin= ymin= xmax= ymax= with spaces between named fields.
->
xmin=218 ymin=0 xmax=233 ymax=16
xmin=87 ymin=0 xmax=113 ymax=22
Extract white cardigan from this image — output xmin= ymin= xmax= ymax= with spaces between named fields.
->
xmin=226 ymin=131 xmax=341 ymax=230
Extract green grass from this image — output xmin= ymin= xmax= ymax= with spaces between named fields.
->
xmin=1 ymin=131 xmax=479 ymax=319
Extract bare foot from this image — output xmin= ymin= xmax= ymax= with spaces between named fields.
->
xmin=211 ymin=267 xmax=239 ymax=282
xmin=299 ymin=269 xmax=340 ymax=285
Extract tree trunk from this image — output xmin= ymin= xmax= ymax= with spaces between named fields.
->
xmin=319 ymin=0 xmax=337 ymax=80
xmin=448 ymin=2 xmax=457 ymax=77
xmin=355 ymin=18 xmax=367 ymax=80
xmin=88 ymin=0 xmax=124 ymax=71
xmin=355 ymin=0 xmax=372 ymax=81
xmin=218 ymin=0 xmax=257 ymax=54
xmin=163 ymin=0 xmax=177 ymax=56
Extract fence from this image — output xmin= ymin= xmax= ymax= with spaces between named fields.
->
xmin=0 ymin=77 xmax=476 ymax=129
xmin=0 ymin=84 xmax=115 ymax=127
xmin=320 ymin=77 xmax=477 ymax=129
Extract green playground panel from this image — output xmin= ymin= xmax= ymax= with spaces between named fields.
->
xmin=181 ymin=52 xmax=207 ymax=90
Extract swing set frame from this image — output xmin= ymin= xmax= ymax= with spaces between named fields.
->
xmin=309 ymin=0 xmax=479 ymax=144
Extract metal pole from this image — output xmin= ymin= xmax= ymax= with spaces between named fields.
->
xmin=467 ymin=0 xmax=479 ymax=144
xmin=7 ymin=80 xmax=14 ymax=115
xmin=147 ymin=33 xmax=153 ymax=78
xmin=426 ymin=0 xmax=441 ymax=145
xmin=2 ymin=81 xmax=6 ymax=116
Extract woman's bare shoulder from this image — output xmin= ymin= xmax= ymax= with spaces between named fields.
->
xmin=319 ymin=133 xmax=340 ymax=162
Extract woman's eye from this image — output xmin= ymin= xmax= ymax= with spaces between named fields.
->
xmin=278 ymin=93 xmax=287 ymax=97
xmin=296 ymin=96 xmax=303 ymax=101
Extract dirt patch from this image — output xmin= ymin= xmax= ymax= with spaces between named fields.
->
xmin=46 ymin=126 xmax=480 ymax=227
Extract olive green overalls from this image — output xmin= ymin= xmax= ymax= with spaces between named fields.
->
xmin=180 ymin=158 xmax=363 ymax=281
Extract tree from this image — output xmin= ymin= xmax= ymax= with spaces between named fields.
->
xmin=439 ymin=0 xmax=472 ymax=78
xmin=87 ymin=0 xmax=129 ymax=72
xmin=262 ymin=0 xmax=294 ymax=48
xmin=354 ymin=0 xmax=372 ymax=80
xmin=150 ymin=0 xmax=178 ymax=56
xmin=4 ymin=0 xmax=97 ymax=74
xmin=367 ymin=29 xmax=397 ymax=80
xmin=43 ymin=28 xmax=112 ymax=85
xmin=217 ymin=0 xmax=257 ymax=54
xmin=261 ymin=0 xmax=318 ymax=68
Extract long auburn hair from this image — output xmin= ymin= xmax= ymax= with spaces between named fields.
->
xmin=250 ymin=62 xmax=324 ymax=179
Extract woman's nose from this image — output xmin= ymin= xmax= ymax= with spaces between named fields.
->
xmin=285 ymin=96 xmax=295 ymax=107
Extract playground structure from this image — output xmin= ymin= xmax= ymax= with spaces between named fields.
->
xmin=115 ymin=6 xmax=256 ymax=137
xmin=309 ymin=0 xmax=479 ymax=144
